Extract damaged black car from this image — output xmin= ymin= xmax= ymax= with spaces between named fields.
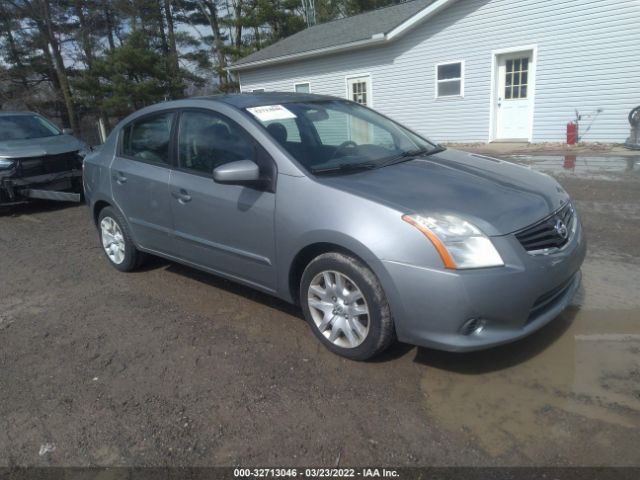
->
xmin=0 ymin=111 xmax=87 ymax=207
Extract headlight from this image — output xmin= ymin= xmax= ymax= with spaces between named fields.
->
xmin=402 ymin=213 xmax=504 ymax=269
xmin=0 ymin=158 xmax=16 ymax=170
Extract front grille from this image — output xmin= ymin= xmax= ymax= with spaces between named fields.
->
xmin=17 ymin=151 xmax=81 ymax=177
xmin=515 ymin=202 xmax=574 ymax=253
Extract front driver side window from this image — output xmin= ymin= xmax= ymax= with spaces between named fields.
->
xmin=121 ymin=112 xmax=174 ymax=164
xmin=178 ymin=110 xmax=256 ymax=174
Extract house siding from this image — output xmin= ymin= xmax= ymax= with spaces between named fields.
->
xmin=238 ymin=0 xmax=640 ymax=143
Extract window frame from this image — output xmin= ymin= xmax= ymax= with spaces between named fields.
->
xmin=434 ymin=60 xmax=465 ymax=99
xmin=293 ymin=82 xmax=311 ymax=93
xmin=173 ymin=107 xmax=278 ymax=191
xmin=118 ymin=109 xmax=178 ymax=167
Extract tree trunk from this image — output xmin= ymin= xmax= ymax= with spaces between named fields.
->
xmin=198 ymin=0 xmax=229 ymax=86
xmin=40 ymin=0 xmax=78 ymax=132
xmin=75 ymin=1 xmax=93 ymax=63
xmin=163 ymin=0 xmax=183 ymax=97
xmin=103 ymin=0 xmax=116 ymax=51
xmin=155 ymin=0 xmax=170 ymax=55
xmin=164 ymin=0 xmax=179 ymax=68
xmin=253 ymin=25 xmax=261 ymax=50
xmin=233 ymin=0 xmax=242 ymax=50
xmin=2 ymin=23 xmax=22 ymax=70
xmin=75 ymin=0 xmax=111 ymax=131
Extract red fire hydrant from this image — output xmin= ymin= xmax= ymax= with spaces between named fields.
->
xmin=566 ymin=122 xmax=578 ymax=145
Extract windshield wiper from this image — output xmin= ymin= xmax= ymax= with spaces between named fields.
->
xmin=311 ymin=162 xmax=378 ymax=175
xmin=311 ymin=145 xmax=446 ymax=174
xmin=378 ymin=145 xmax=447 ymax=168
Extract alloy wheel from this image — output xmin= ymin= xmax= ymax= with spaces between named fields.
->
xmin=100 ymin=216 xmax=125 ymax=265
xmin=307 ymin=270 xmax=370 ymax=348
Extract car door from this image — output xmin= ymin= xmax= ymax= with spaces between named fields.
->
xmin=111 ymin=110 xmax=177 ymax=255
xmin=169 ymin=109 xmax=277 ymax=291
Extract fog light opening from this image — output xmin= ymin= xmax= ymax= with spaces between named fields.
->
xmin=461 ymin=318 xmax=486 ymax=336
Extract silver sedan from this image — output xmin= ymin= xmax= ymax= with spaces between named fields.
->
xmin=83 ymin=93 xmax=585 ymax=360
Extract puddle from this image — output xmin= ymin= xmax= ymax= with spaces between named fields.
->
xmin=419 ymin=307 xmax=640 ymax=459
xmin=503 ymin=155 xmax=640 ymax=180
xmin=576 ymin=260 xmax=640 ymax=310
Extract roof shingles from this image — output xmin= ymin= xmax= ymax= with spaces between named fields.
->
xmin=233 ymin=0 xmax=434 ymax=67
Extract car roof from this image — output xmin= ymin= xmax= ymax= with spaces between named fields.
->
xmin=195 ymin=92 xmax=341 ymax=109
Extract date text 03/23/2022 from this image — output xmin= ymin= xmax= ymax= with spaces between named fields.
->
xmin=233 ymin=468 xmax=399 ymax=478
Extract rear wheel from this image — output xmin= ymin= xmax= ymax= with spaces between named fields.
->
xmin=98 ymin=206 xmax=141 ymax=272
xmin=300 ymin=252 xmax=395 ymax=360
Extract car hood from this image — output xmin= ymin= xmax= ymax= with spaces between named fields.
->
xmin=0 ymin=134 xmax=85 ymax=159
xmin=316 ymin=149 xmax=569 ymax=236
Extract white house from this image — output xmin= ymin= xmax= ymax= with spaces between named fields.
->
xmin=229 ymin=0 xmax=640 ymax=144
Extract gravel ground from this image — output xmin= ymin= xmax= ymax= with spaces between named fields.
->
xmin=1 ymin=156 xmax=639 ymax=467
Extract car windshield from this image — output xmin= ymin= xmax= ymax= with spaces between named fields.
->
xmin=245 ymin=100 xmax=441 ymax=174
xmin=0 ymin=114 xmax=61 ymax=141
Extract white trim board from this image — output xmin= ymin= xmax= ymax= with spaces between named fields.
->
xmin=387 ymin=0 xmax=459 ymax=40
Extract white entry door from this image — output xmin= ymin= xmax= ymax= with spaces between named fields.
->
xmin=495 ymin=52 xmax=532 ymax=140
xmin=346 ymin=75 xmax=372 ymax=143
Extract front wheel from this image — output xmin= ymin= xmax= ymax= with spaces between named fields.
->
xmin=98 ymin=206 xmax=142 ymax=272
xmin=300 ymin=252 xmax=395 ymax=360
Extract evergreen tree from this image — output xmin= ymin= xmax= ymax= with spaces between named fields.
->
xmin=0 ymin=0 xmax=402 ymax=137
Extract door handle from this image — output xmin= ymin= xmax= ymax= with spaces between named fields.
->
xmin=113 ymin=172 xmax=127 ymax=185
xmin=171 ymin=189 xmax=192 ymax=204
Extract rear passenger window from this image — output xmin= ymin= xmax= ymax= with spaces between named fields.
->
xmin=121 ymin=112 xmax=174 ymax=164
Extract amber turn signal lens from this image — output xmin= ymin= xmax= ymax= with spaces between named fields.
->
xmin=402 ymin=214 xmax=457 ymax=269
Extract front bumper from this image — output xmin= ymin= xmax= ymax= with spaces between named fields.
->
xmin=0 ymin=170 xmax=82 ymax=206
xmin=381 ymin=216 xmax=586 ymax=352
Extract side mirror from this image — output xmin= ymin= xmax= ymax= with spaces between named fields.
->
xmin=213 ymin=160 xmax=261 ymax=185
xmin=62 ymin=128 xmax=74 ymax=135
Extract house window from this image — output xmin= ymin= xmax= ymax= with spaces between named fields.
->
xmin=436 ymin=61 xmax=463 ymax=97
xmin=294 ymin=82 xmax=310 ymax=93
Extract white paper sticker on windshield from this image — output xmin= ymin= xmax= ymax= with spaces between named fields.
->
xmin=247 ymin=105 xmax=297 ymax=122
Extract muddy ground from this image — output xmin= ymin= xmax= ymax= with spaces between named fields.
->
xmin=1 ymin=155 xmax=639 ymax=467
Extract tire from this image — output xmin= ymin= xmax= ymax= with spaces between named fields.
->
xmin=300 ymin=252 xmax=395 ymax=360
xmin=97 ymin=206 xmax=142 ymax=272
